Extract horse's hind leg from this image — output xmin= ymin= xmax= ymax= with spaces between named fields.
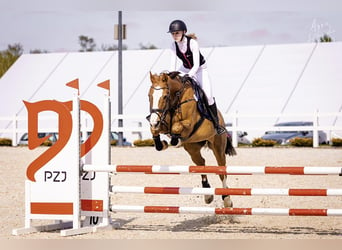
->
xmin=183 ymin=142 xmax=214 ymax=204
xmin=219 ymin=174 xmax=233 ymax=208
xmin=201 ymin=175 xmax=213 ymax=204
xmin=209 ymin=136 xmax=233 ymax=208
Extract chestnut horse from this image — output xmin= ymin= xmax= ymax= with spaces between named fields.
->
xmin=147 ymin=71 xmax=236 ymax=207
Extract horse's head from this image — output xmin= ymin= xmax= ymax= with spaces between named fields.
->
xmin=147 ymin=72 xmax=171 ymax=134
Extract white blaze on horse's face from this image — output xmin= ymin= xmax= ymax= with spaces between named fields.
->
xmin=150 ymin=86 xmax=163 ymax=127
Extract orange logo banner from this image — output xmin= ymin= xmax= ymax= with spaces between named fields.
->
xmin=24 ymin=99 xmax=103 ymax=182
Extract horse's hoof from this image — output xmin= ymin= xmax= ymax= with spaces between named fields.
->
xmin=155 ymin=143 xmax=163 ymax=151
xmin=204 ymin=195 xmax=214 ymax=204
xmin=223 ymin=197 xmax=233 ymax=208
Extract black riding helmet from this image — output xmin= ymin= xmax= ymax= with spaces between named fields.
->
xmin=168 ymin=20 xmax=187 ymax=33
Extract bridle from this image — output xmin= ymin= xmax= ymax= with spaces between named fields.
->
xmin=148 ymin=73 xmax=197 ymax=135
xmin=147 ymin=85 xmax=171 ymax=129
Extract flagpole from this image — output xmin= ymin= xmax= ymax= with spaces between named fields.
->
xmin=117 ymin=10 xmax=123 ymax=146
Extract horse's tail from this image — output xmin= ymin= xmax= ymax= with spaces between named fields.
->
xmin=225 ymin=133 xmax=237 ymax=156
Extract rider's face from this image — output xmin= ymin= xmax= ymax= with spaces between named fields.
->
xmin=171 ymin=31 xmax=184 ymax=42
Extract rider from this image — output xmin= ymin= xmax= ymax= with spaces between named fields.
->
xmin=168 ymin=19 xmax=226 ymax=135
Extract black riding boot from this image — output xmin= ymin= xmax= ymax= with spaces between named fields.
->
xmin=208 ymin=102 xmax=226 ymax=135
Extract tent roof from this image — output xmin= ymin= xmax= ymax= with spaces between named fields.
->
xmin=1 ymin=42 xmax=341 ymax=139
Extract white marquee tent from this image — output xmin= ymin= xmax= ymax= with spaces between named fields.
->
xmin=1 ymin=42 xmax=341 ymax=143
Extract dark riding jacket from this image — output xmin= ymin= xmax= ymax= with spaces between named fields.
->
xmin=175 ymin=36 xmax=206 ymax=69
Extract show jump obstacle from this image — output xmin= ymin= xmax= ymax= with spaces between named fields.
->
xmin=12 ymin=80 xmax=342 ymax=237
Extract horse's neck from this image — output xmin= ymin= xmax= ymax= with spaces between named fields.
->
xmin=170 ymin=83 xmax=194 ymax=107
xmin=180 ymin=85 xmax=194 ymax=100
xmin=168 ymin=78 xmax=182 ymax=93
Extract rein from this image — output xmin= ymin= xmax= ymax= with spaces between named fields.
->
xmin=170 ymin=76 xmax=196 ymax=112
xmin=168 ymin=76 xmax=203 ymax=140
xmin=170 ymin=97 xmax=196 ymax=113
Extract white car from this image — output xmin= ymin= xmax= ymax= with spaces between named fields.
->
xmin=18 ymin=132 xmax=58 ymax=145
xmin=225 ymin=123 xmax=251 ymax=144
xmin=261 ymin=121 xmax=327 ymax=145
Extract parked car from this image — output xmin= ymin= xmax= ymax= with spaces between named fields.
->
xmin=19 ymin=131 xmax=132 ymax=146
xmin=225 ymin=123 xmax=251 ymax=144
xmin=110 ymin=132 xmax=132 ymax=146
xmin=18 ymin=132 xmax=59 ymax=145
xmin=261 ymin=121 xmax=327 ymax=145
xmin=85 ymin=131 xmax=132 ymax=146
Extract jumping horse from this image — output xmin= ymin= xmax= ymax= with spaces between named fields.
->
xmin=147 ymin=71 xmax=236 ymax=208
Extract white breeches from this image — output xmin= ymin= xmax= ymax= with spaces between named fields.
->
xmin=178 ymin=65 xmax=215 ymax=105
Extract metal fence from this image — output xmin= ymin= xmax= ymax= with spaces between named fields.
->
xmin=1 ymin=111 xmax=341 ymax=147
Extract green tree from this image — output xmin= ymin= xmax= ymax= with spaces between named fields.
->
xmin=139 ymin=43 xmax=158 ymax=50
xmin=101 ymin=44 xmax=127 ymax=51
xmin=78 ymin=35 xmax=96 ymax=52
xmin=319 ymin=34 xmax=333 ymax=42
xmin=0 ymin=43 xmax=23 ymax=78
xmin=30 ymin=49 xmax=49 ymax=54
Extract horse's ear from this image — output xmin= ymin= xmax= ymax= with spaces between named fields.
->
xmin=150 ymin=71 xmax=157 ymax=83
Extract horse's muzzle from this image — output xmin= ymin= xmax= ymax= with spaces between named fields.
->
xmin=148 ymin=112 xmax=161 ymax=128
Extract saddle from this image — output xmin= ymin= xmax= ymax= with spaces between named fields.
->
xmin=182 ymin=75 xmax=212 ymax=121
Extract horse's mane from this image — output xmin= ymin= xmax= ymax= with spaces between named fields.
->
xmin=167 ymin=71 xmax=195 ymax=89
xmin=168 ymin=71 xmax=181 ymax=79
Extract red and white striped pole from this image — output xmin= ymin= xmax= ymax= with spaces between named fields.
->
xmin=111 ymin=205 xmax=342 ymax=216
xmin=83 ymin=164 xmax=342 ymax=175
xmin=111 ymin=186 xmax=342 ymax=196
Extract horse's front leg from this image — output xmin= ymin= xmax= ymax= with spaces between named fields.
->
xmin=152 ymin=135 xmax=168 ymax=151
xmin=150 ymin=127 xmax=168 ymax=151
xmin=170 ymin=120 xmax=191 ymax=145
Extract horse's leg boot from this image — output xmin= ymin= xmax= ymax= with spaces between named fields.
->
xmin=170 ymin=134 xmax=181 ymax=146
xmin=202 ymin=180 xmax=214 ymax=204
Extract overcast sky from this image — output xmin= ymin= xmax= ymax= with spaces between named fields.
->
xmin=1 ymin=0 xmax=341 ymax=53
